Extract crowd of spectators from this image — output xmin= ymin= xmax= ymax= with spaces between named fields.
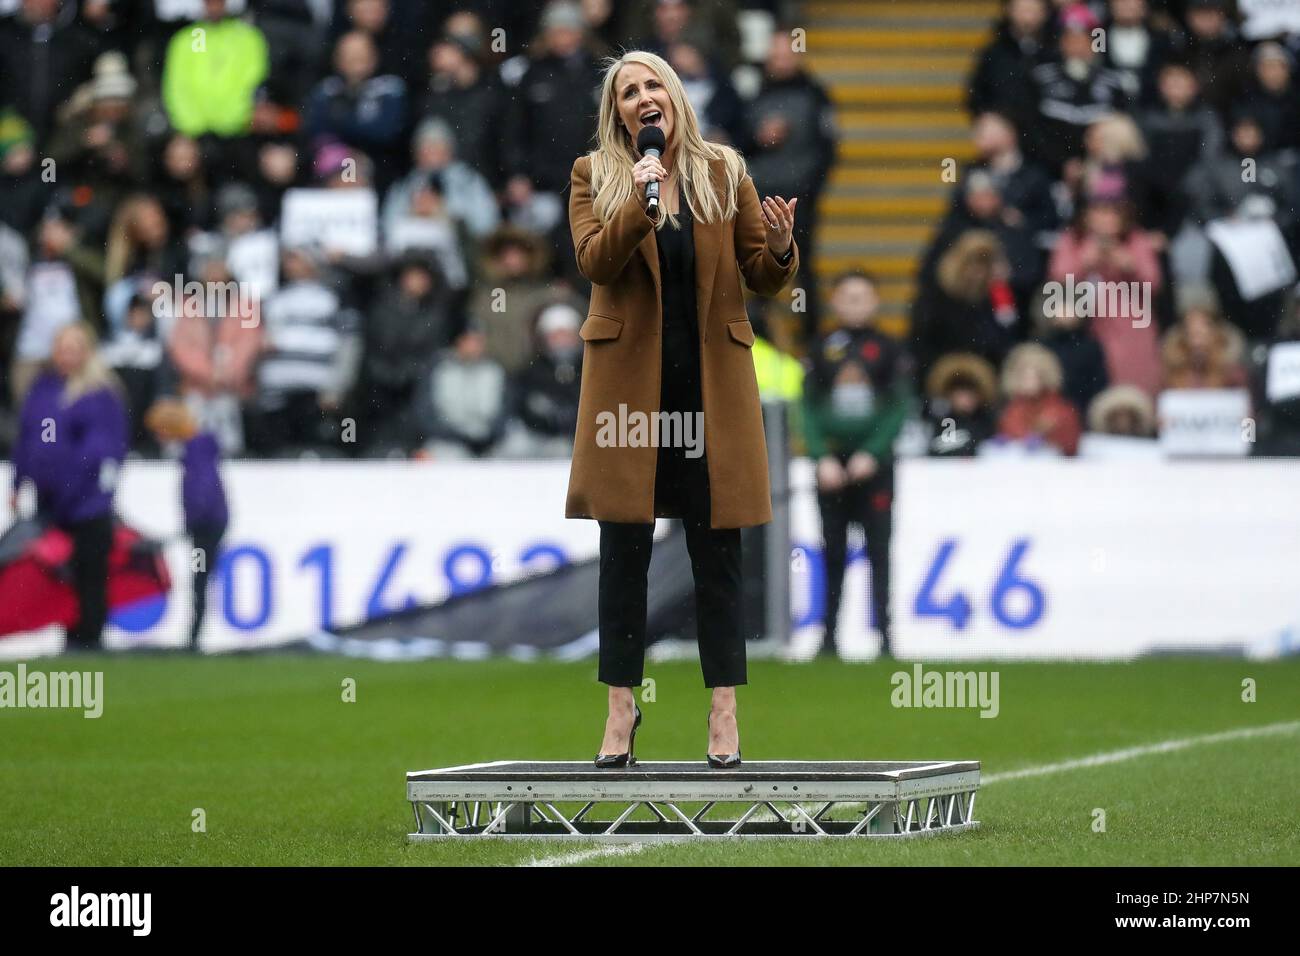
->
xmin=4 ymin=0 xmax=1297 ymax=468
xmin=0 ymin=0 xmax=826 ymax=462
xmin=913 ymin=0 xmax=1300 ymax=457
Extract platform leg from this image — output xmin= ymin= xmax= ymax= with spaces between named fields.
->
xmin=416 ymin=801 xmax=460 ymax=835
xmin=503 ymin=802 xmax=532 ymax=834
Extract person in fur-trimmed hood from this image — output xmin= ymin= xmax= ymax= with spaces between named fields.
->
xmin=923 ymin=352 xmax=1000 ymax=457
xmin=996 ymin=342 xmax=1083 ymax=455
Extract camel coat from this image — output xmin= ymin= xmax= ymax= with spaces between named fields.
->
xmin=565 ymin=152 xmax=799 ymax=528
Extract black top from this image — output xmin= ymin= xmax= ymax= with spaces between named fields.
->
xmin=652 ymin=188 xmax=708 ymax=518
xmin=655 ymin=191 xmax=701 ymax=417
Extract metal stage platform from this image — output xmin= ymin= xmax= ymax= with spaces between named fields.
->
xmin=407 ymin=760 xmax=981 ymax=840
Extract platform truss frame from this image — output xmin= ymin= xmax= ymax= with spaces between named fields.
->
xmin=406 ymin=760 xmax=980 ymax=841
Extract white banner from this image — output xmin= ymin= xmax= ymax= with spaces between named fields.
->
xmin=1205 ymin=217 xmax=1297 ymax=301
xmin=280 ymin=189 xmax=378 ymax=257
xmin=1265 ymin=341 xmax=1300 ymax=403
xmin=5 ymin=458 xmax=1300 ymax=660
xmin=1238 ymin=0 xmax=1300 ymax=39
xmin=1 ymin=461 xmax=595 ymax=655
xmin=1157 ymin=389 xmax=1252 ymax=457
xmin=888 ymin=459 xmax=1300 ymax=659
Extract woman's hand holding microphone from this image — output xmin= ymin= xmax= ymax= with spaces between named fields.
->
xmin=630 ymin=153 xmax=798 ymax=257
xmin=633 ymin=154 xmax=667 ymax=214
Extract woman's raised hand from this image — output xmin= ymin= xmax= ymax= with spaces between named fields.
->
xmin=761 ymin=195 xmax=798 ymax=256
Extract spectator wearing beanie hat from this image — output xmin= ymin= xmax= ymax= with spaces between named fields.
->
xmin=498 ymin=301 xmax=585 ymax=459
xmin=382 ymin=118 xmax=499 ymax=243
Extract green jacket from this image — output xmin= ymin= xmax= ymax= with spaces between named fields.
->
xmin=162 ymin=18 xmax=269 ymax=138
xmin=801 ymin=378 xmax=910 ymax=461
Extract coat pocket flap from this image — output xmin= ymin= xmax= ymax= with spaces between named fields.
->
xmin=579 ymin=314 xmax=624 ymax=342
xmin=726 ymin=318 xmax=756 ymax=347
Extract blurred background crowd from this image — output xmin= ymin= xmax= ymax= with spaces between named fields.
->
xmin=0 ymin=0 xmax=1298 ymax=470
xmin=912 ymin=0 xmax=1300 ymax=461
xmin=0 ymin=0 xmax=820 ymax=463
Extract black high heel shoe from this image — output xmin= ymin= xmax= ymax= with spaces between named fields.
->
xmin=594 ymin=704 xmax=642 ymax=768
xmin=706 ymin=710 xmax=742 ymax=769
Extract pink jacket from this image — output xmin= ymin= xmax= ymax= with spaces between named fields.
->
xmin=1048 ymin=230 xmax=1163 ymax=397
xmin=168 ymin=304 xmax=264 ymax=400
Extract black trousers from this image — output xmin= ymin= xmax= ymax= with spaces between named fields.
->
xmin=189 ymin=522 xmax=227 ymax=647
xmin=817 ymin=458 xmax=894 ymax=655
xmin=597 ymin=443 xmax=746 ymax=688
xmin=63 ymin=512 xmax=114 ymax=651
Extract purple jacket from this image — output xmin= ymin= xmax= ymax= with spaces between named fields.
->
xmin=181 ymin=432 xmax=229 ymax=532
xmin=12 ymin=371 xmax=128 ymax=524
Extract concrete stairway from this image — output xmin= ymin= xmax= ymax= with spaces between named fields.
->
xmin=799 ymin=0 xmax=998 ymax=340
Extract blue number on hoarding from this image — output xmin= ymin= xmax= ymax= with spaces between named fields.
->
xmin=791 ymin=545 xmax=822 ymax=629
xmin=914 ymin=539 xmax=973 ymax=631
xmin=520 ymin=543 xmax=567 ymax=573
xmin=443 ymin=544 xmax=493 ymax=595
xmin=299 ymin=544 xmax=334 ymax=631
xmin=990 ymin=539 xmax=1045 ymax=629
xmin=210 ymin=540 xmax=577 ymax=635
xmin=365 ymin=543 xmax=419 ymax=617
xmin=220 ymin=545 xmax=272 ymax=630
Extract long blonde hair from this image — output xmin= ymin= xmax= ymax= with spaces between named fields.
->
xmin=55 ymin=322 xmax=123 ymax=404
xmin=587 ymin=50 xmax=746 ymax=230
xmin=105 ymin=195 xmax=166 ymax=285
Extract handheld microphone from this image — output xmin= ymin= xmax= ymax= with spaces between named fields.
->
xmin=636 ymin=125 xmax=667 ymax=212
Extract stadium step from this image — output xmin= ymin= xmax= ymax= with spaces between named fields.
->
xmin=798 ymin=0 xmax=991 ymax=338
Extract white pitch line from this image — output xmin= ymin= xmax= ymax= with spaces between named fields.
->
xmin=522 ymin=842 xmax=648 ymax=867
xmin=982 ymin=719 xmax=1300 ymax=785
xmin=515 ymin=719 xmax=1300 ymax=866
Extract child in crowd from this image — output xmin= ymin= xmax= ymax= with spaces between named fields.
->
xmin=145 ymin=399 xmax=228 ymax=650
xmin=803 ymin=270 xmax=911 ymax=657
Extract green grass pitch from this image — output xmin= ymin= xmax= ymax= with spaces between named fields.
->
xmin=1 ymin=655 xmax=1297 ymax=866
